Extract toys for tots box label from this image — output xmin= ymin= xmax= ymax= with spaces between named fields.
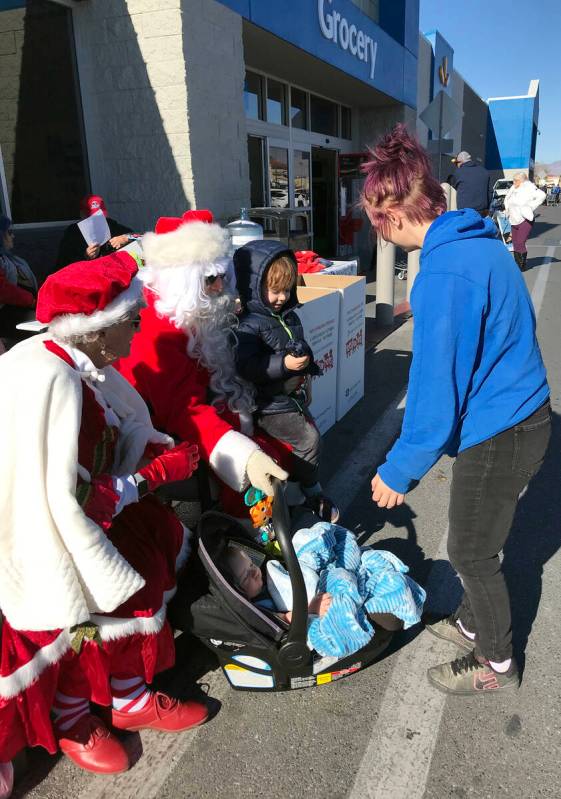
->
xmin=296 ymin=287 xmax=339 ymax=434
xmin=302 ymin=275 xmax=366 ymax=420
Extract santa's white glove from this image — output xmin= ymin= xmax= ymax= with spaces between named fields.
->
xmin=246 ymin=450 xmax=288 ymax=495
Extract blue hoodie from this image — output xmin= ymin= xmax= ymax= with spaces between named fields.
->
xmin=378 ymin=209 xmax=549 ymax=494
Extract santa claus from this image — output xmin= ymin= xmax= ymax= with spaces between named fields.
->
xmin=116 ymin=210 xmax=288 ymax=501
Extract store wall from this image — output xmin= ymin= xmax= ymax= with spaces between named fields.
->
xmin=415 ymin=33 xmax=431 ymax=147
xmin=0 ymin=5 xmax=25 ymax=216
xmin=0 ymin=1 xmax=88 ymax=223
xmin=487 ymin=88 xmax=538 ymax=179
xmin=181 ymin=0 xmax=249 ymax=219
xmin=216 ymin=0 xmax=419 ymax=109
xmin=72 ymin=0 xmax=248 ymax=230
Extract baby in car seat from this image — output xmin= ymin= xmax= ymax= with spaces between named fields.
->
xmin=220 ymin=544 xmax=332 ymax=623
xmin=219 ymin=542 xmax=402 ymax=631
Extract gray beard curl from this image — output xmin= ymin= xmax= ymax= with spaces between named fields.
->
xmin=165 ymin=290 xmax=255 ymax=416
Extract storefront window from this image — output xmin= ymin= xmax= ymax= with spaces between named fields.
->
xmin=293 ymin=150 xmax=311 ymax=208
xmin=341 ymin=106 xmax=352 ymax=140
xmin=266 ymin=79 xmax=287 ymax=126
xmin=0 ymin=0 xmax=88 ymax=223
xmin=247 ymin=135 xmax=266 ymax=208
xmin=269 ymin=146 xmax=289 ymax=208
xmin=290 ymin=87 xmax=308 ymax=130
xmin=244 ymin=71 xmax=264 ymax=120
xmin=310 ymin=94 xmax=338 ymax=137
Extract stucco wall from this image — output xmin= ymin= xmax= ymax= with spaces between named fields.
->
xmin=72 ymin=0 xmax=249 ymax=231
xmin=0 ymin=6 xmax=25 ymax=218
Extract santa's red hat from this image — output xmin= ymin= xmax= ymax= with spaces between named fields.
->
xmin=154 ymin=209 xmax=214 ymax=234
xmin=37 ymin=251 xmax=144 ymax=340
xmin=142 ymin=209 xmax=230 ymax=278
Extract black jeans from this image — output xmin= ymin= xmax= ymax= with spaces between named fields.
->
xmin=448 ymin=400 xmax=551 ymax=662
xmin=257 ymin=410 xmax=321 ymax=487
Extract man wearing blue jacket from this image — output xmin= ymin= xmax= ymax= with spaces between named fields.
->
xmin=363 ymin=125 xmax=551 ymax=695
xmin=447 ymin=151 xmax=492 ymax=215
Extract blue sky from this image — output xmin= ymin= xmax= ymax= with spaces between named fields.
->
xmin=419 ymin=0 xmax=561 ymax=164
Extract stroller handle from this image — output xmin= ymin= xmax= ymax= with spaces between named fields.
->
xmin=271 ymin=477 xmax=312 ymax=668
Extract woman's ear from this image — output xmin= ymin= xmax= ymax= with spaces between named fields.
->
xmin=386 ymin=209 xmax=403 ymax=230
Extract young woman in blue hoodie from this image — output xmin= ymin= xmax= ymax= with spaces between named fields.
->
xmin=362 ymin=125 xmax=551 ymax=695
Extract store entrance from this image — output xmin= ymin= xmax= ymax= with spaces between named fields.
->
xmin=311 ymin=147 xmax=338 ymax=257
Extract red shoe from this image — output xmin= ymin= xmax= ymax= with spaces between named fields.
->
xmin=57 ymin=714 xmax=129 ymax=775
xmin=110 ymin=692 xmax=209 ymax=733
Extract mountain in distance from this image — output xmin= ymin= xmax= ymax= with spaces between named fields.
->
xmin=535 ymin=160 xmax=561 ymax=176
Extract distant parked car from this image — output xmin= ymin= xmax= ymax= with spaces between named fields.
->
xmin=491 ymin=178 xmax=513 ymax=210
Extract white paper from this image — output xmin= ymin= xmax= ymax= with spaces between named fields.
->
xmin=15 ymin=319 xmax=48 ymax=332
xmin=77 ymin=210 xmax=111 ymax=247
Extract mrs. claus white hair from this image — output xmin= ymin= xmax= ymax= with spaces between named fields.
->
xmin=140 ymin=220 xmax=254 ymax=416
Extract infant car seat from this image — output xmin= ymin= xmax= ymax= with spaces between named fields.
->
xmin=184 ymin=479 xmax=393 ymax=691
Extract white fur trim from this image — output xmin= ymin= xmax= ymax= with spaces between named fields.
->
xmin=90 ymin=605 xmax=167 ymax=642
xmin=209 ymin=429 xmax=260 ymax=491
xmin=0 ymin=631 xmax=71 ymax=700
xmin=48 ymin=277 xmax=144 ymax=340
xmin=142 ymin=221 xmax=230 ymax=270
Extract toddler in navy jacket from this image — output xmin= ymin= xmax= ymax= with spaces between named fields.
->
xmin=233 ymin=240 xmax=338 ymax=522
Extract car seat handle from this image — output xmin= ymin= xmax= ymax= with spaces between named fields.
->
xmin=271 ymin=477 xmax=310 ymax=657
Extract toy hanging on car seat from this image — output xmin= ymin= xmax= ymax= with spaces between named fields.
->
xmin=243 ymin=487 xmax=281 ymax=555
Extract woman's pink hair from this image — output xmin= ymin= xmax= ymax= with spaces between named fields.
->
xmin=360 ymin=124 xmax=447 ymax=240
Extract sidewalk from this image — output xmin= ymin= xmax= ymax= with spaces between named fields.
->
xmin=364 ymin=265 xmax=411 ymax=351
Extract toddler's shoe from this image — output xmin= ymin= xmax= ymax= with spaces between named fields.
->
xmin=305 ymin=494 xmax=340 ymax=524
xmin=110 ymin=692 xmax=209 ymax=733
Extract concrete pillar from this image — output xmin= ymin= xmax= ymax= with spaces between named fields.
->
xmin=376 ymin=238 xmax=396 ymax=326
xmin=406 ymin=249 xmax=420 ymax=302
xmin=441 ymin=182 xmax=457 ymax=211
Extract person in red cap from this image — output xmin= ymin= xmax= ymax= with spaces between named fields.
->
xmin=0 ymin=251 xmax=210 ymax=789
xmin=116 ymin=210 xmax=288 ymax=504
xmin=56 ymin=194 xmax=137 ymax=268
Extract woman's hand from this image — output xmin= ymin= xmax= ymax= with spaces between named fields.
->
xmin=284 ymin=353 xmax=310 ymax=371
xmin=86 ymin=244 xmax=100 ymax=259
xmin=371 ymin=473 xmax=405 ymax=509
xmin=108 ymin=234 xmax=130 ymax=250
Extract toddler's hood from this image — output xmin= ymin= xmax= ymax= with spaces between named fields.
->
xmin=234 ymin=239 xmax=298 ymax=315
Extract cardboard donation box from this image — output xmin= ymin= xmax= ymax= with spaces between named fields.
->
xmin=295 ymin=286 xmax=340 ymax=434
xmin=302 ymin=275 xmax=366 ymax=420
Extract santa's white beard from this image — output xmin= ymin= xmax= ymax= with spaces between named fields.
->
xmin=143 ymin=266 xmax=255 ymax=416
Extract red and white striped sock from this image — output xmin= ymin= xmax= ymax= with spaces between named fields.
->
xmin=52 ymin=692 xmax=90 ymax=732
xmin=110 ymin=675 xmax=151 ymax=714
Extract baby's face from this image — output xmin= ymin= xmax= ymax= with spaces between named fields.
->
xmin=231 ymin=550 xmax=263 ymax=599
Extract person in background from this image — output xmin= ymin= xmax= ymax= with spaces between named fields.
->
xmin=362 ymin=125 xmax=550 ymax=696
xmin=56 ymin=194 xmax=137 ymax=268
xmin=446 ymin=151 xmax=492 ymax=216
xmin=504 ymin=173 xmax=546 ymax=272
xmin=0 ymin=215 xmax=38 ymax=347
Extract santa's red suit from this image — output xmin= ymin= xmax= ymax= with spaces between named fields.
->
xmin=0 ymin=254 xmax=207 ymax=778
xmin=116 ymin=212 xmax=289 ymax=502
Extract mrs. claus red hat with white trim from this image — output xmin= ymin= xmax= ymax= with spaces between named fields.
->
xmin=37 ymin=251 xmax=144 ymax=340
